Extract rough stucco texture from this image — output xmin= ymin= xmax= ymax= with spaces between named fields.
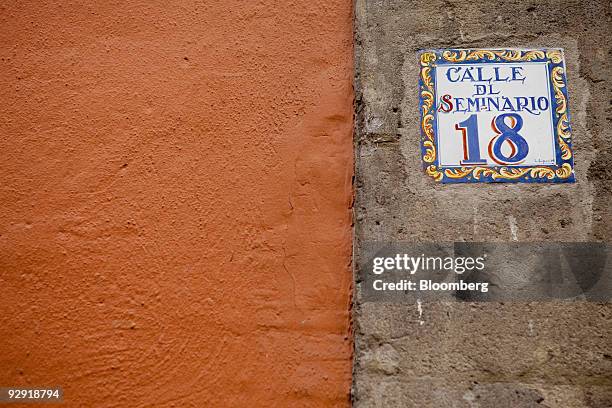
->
xmin=354 ymin=0 xmax=611 ymax=407
xmin=0 ymin=1 xmax=353 ymax=407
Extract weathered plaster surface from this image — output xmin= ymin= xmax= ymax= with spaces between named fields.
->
xmin=0 ymin=1 xmax=354 ymax=406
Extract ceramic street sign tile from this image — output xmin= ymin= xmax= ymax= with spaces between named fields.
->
xmin=418 ymin=48 xmax=575 ymax=183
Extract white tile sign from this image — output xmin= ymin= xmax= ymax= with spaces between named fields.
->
xmin=418 ymin=49 xmax=575 ymax=183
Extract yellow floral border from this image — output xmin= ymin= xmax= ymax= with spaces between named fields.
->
xmin=420 ymin=49 xmax=574 ymax=182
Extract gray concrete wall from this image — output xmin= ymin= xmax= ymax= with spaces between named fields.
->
xmin=353 ymin=0 xmax=611 ymax=406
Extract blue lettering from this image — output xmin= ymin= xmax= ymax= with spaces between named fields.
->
xmin=446 ymin=67 xmax=461 ymax=82
xmin=461 ymin=68 xmax=476 ymax=82
xmin=511 ymin=67 xmax=525 ymax=82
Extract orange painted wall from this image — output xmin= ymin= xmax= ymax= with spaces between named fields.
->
xmin=0 ymin=1 xmax=353 ymax=406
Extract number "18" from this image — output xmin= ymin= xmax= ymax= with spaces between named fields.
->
xmin=455 ymin=113 xmax=529 ymax=165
